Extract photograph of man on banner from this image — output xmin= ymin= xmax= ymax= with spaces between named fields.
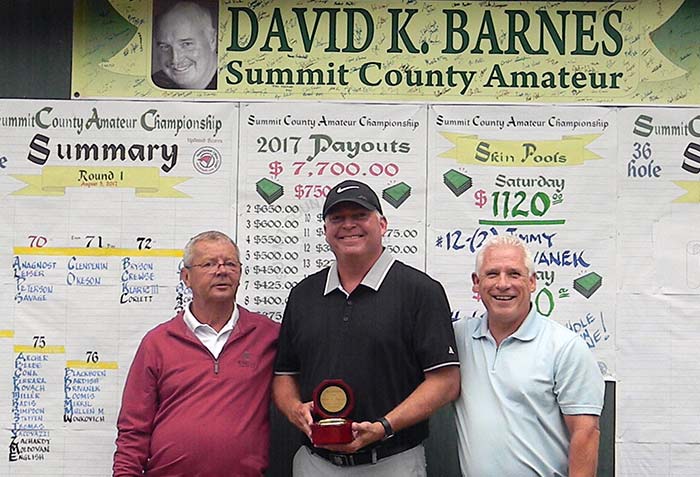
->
xmin=151 ymin=0 xmax=218 ymax=90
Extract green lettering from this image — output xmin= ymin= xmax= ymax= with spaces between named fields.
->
xmin=266 ymin=68 xmax=294 ymax=85
xmin=343 ymin=8 xmax=373 ymax=53
xmin=511 ymin=70 xmax=539 ymax=88
xmin=471 ymin=10 xmax=502 ymax=54
xmin=573 ymin=11 xmax=597 ymax=55
xmin=571 ymin=71 xmax=587 ymax=88
xmin=226 ymin=7 xmax=257 ymax=52
xmin=292 ymin=8 xmax=339 ymax=53
xmin=541 ymin=71 xmax=556 ymax=88
xmin=225 ymin=60 xmax=243 ymax=85
xmin=484 ymin=64 xmax=506 ymax=87
xmin=602 ymin=10 xmax=623 ymax=56
xmin=359 ymin=62 xmax=381 ymax=86
xmin=505 ymin=10 xmax=536 ymax=54
xmin=261 ymin=8 xmax=292 ymax=52
xmin=387 ymin=9 xmax=419 ymax=53
xmin=534 ymin=10 xmax=568 ymax=55
xmin=442 ymin=10 xmax=469 ymax=54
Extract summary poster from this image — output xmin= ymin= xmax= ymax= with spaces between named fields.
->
xmin=0 ymin=99 xmax=238 ymax=474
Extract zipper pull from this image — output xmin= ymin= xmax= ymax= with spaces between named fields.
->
xmin=214 ymin=361 xmax=219 ymax=374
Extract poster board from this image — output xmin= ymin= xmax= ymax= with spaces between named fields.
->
xmin=1 ymin=97 xmax=699 ymax=474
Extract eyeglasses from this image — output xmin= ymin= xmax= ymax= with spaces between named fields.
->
xmin=186 ymin=260 xmax=241 ymax=273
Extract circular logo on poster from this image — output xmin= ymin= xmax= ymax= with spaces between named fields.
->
xmin=192 ymin=146 xmax=221 ymax=174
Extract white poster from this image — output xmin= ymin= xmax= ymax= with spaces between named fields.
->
xmin=0 ymin=99 xmax=237 ymax=475
xmin=427 ymin=105 xmax=617 ymax=372
xmin=236 ymin=102 xmax=427 ymax=320
xmin=616 ymin=108 xmax=700 ymax=477
xmin=2 ymin=99 xmax=700 ymax=476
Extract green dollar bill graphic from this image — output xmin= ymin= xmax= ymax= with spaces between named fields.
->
xmin=573 ymin=272 xmax=603 ymax=299
xmin=256 ymin=178 xmax=284 ymax=205
xmin=443 ymin=169 xmax=473 ymax=197
xmin=382 ymin=182 xmax=411 ymax=209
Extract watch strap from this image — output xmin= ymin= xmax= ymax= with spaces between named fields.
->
xmin=377 ymin=416 xmax=394 ymax=440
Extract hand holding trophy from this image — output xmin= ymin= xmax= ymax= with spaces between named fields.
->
xmin=310 ymin=379 xmax=355 ymax=445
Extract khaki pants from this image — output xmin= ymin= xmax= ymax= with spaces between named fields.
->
xmin=292 ymin=444 xmax=427 ymax=477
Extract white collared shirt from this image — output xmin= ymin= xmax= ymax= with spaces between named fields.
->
xmin=183 ymin=304 xmax=239 ymax=359
xmin=323 ymin=248 xmax=396 ymax=297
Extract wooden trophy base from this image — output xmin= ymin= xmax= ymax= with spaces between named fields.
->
xmin=311 ymin=418 xmax=353 ymax=445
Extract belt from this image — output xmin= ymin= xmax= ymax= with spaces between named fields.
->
xmin=309 ymin=441 xmax=417 ymax=467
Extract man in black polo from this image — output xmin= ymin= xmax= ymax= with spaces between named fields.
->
xmin=273 ymin=180 xmax=460 ymax=476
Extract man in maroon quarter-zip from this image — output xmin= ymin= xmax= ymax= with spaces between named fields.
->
xmin=113 ymin=231 xmax=279 ymax=476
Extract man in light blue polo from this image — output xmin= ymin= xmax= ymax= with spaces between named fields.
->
xmin=453 ymin=235 xmax=604 ymax=477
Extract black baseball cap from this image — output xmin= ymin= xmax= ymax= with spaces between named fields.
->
xmin=322 ymin=180 xmax=383 ymax=218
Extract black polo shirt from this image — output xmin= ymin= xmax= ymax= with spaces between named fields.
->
xmin=275 ymin=250 xmax=459 ymax=448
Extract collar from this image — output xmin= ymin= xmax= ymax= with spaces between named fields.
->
xmin=472 ymin=305 xmax=539 ymax=342
xmin=324 ymin=248 xmax=395 ymax=296
xmin=183 ymin=302 xmax=239 ymax=335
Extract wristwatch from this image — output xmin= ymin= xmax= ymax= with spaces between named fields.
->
xmin=377 ymin=416 xmax=394 ymax=441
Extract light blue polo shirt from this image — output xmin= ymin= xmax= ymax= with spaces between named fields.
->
xmin=453 ymin=307 xmax=604 ymax=477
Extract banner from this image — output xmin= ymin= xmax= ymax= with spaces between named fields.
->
xmin=72 ymin=0 xmax=700 ymax=104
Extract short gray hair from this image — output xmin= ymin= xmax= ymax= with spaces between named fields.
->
xmin=158 ymin=1 xmax=216 ymax=39
xmin=183 ymin=230 xmax=239 ymax=267
xmin=474 ymin=235 xmax=535 ymax=276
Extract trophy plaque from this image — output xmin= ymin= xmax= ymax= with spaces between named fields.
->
xmin=310 ymin=379 xmax=355 ymax=445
